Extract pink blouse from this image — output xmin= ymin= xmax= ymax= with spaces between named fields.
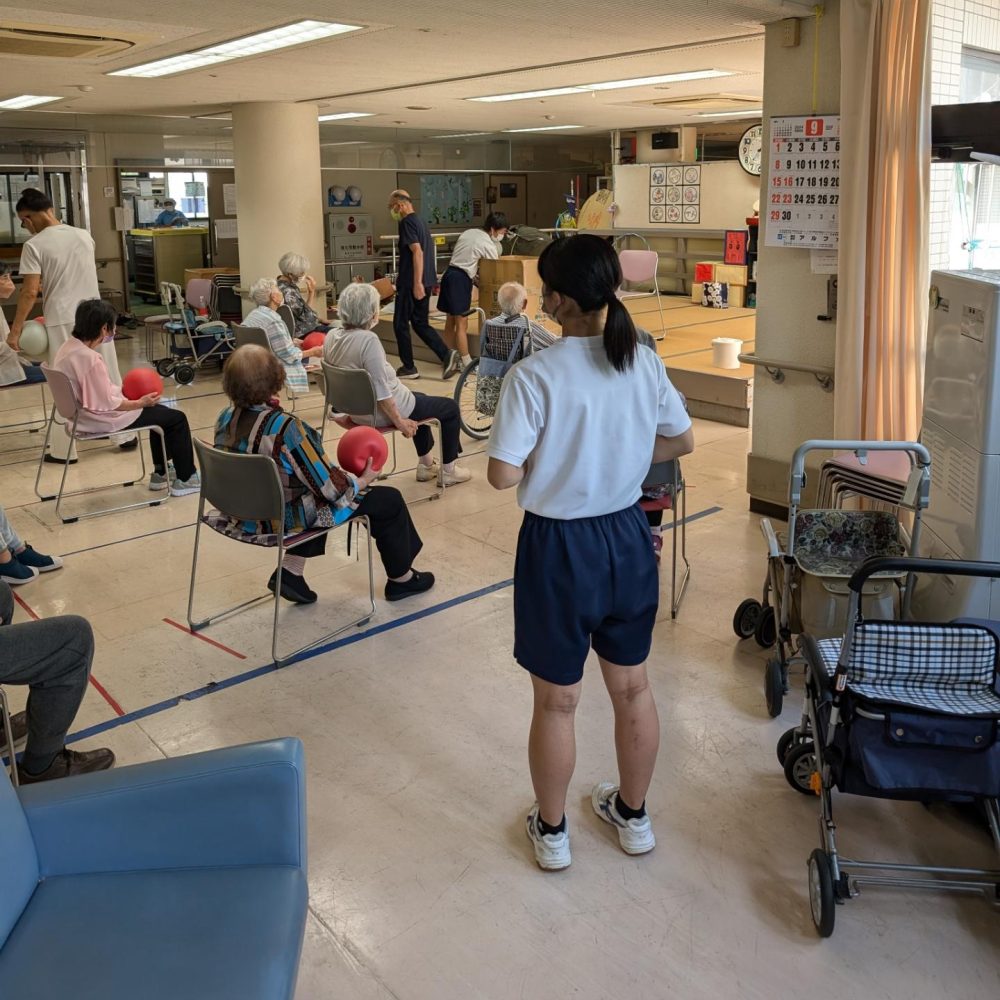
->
xmin=52 ymin=338 xmax=140 ymax=435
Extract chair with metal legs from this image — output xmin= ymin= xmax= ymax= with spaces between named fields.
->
xmin=614 ymin=233 xmax=666 ymax=341
xmin=33 ymin=366 xmax=169 ymax=524
xmin=319 ymin=362 xmax=443 ymax=503
xmin=232 ymin=322 xmax=310 ymax=413
xmin=187 ymin=438 xmax=375 ymax=666
xmin=0 ymin=686 xmax=19 ymax=787
xmin=640 ymin=458 xmax=690 ymax=619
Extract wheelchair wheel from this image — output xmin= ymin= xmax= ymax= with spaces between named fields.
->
xmin=174 ymin=363 xmax=196 ymax=386
xmin=808 ymin=849 xmax=837 ymax=937
xmin=732 ymin=598 xmax=761 ymax=639
xmin=754 ymin=605 xmax=776 ymax=648
xmin=765 ymin=658 xmax=784 ymax=717
xmin=155 ymin=358 xmax=175 ymax=378
xmin=776 ymin=727 xmax=801 ymax=765
xmin=454 ymin=359 xmax=492 ymax=440
xmin=783 ymin=741 xmax=816 ymax=795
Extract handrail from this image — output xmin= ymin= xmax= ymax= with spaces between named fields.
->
xmin=738 ymin=353 xmax=834 ymax=391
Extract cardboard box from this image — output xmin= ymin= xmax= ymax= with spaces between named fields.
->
xmin=694 ymin=261 xmax=716 ymax=284
xmin=183 ymin=267 xmax=239 ymax=285
xmin=728 ymin=285 xmax=746 ymax=308
xmin=692 ymin=281 xmax=704 ymax=303
xmin=714 ymin=264 xmax=749 ymax=286
xmin=478 ymin=256 xmax=542 ymax=319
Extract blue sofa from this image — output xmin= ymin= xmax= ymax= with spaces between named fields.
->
xmin=0 ymin=738 xmax=308 ymax=999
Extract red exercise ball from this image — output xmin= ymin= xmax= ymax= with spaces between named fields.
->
xmin=302 ymin=331 xmax=326 ymax=351
xmin=121 ymin=368 xmax=164 ymax=401
xmin=337 ymin=426 xmax=389 ymax=476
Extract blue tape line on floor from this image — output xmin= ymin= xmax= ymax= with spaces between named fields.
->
xmin=64 ymin=504 xmax=723 ymax=746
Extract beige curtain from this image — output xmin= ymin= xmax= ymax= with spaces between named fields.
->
xmin=836 ymin=0 xmax=931 ymax=440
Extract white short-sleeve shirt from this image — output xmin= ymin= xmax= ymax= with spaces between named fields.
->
xmin=448 ymin=229 xmax=500 ymax=279
xmin=487 ymin=335 xmax=691 ymax=519
xmin=324 ymin=326 xmax=416 ymax=426
xmin=19 ymin=225 xmax=100 ymax=327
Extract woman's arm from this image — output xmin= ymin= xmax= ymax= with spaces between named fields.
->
xmin=487 ymin=458 xmax=524 ymax=490
xmin=652 ymin=426 xmax=694 ymax=463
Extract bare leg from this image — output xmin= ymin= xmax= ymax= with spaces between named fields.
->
xmin=454 ymin=314 xmax=470 ymax=359
xmin=528 ymin=674 xmax=581 ymax=825
xmin=599 ymin=657 xmax=659 ymax=808
xmin=441 ymin=315 xmax=456 ymax=351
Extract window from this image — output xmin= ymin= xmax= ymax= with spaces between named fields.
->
xmin=960 ymin=48 xmax=1000 ymax=103
xmin=166 ymin=172 xmax=209 ymax=220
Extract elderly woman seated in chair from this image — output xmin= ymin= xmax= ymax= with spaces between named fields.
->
xmin=244 ymin=277 xmax=323 ymax=397
xmin=276 ymin=251 xmax=330 ymax=338
xmin=213 ymin=345 xmax=434 ymax=604
xmin=324 ymin=282 xmax=472 ymax=486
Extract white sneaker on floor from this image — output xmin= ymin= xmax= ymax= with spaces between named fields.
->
xmin=591 ymin=782 xmax=655 ymax=855
xmin=149 ymin=472 xmax=169 ymax=492
xmin=415 ymin=461 xmax=439 ymax=483
xmin=169 ymin=473 xmax=201 ymax=497
xmin=441 ymin=465 xmax=472 ymax=486
xmin=525 ymin=804 xmax=571 ymax=871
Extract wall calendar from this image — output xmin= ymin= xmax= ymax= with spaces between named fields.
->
xmin=765 ymin=115 xmax=840 ymax=249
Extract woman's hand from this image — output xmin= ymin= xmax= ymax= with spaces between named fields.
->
xmin=138 ymin=391 xmax=161 ymax=408
xmin=397 ymin=418 xmax=419 ymax=438
xmin=357 ymin=457 xmax=379 ymax=491
xmin=304 ymin=274 xmax=316 ymax=295
xmin=305 ymin=346 xmax=324 ymax=358
xmin=292 ymin=337 xmax=304 ymax=347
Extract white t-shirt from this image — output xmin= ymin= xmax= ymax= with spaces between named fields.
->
xmin=19 ymin=225 xmax=100 ymax=326
xmin=323 ymin=326 xmax=416 ymax=425
xmin=488 ymin=335 xmax=691 ymax=519
xmin=449 ymin=229 xmax=500 ymax=279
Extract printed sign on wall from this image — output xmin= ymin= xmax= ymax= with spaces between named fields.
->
xmin=765 ymin=115 xmax=840 ymax=249
xmin=650 ymin=164 xmax=700 ymax=224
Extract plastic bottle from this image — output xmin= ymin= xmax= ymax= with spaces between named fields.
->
xmin=198 ymin=296 xmax=208 ymax=317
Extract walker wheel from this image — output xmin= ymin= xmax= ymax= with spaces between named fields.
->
xmin=154 ymin=358 xmax=175 ymax=378
xmin=765 ymin=658 xmax=785 ymax=717
xmin=754 ymin=605 xmax=777 ymax=648
xmin=808 ymin=849 xmax=837 ymax=937
xmin=783 ymin=741 xmax=817 ymax=795
xmin=174 ymin=363 xmax=196 ymax=386
xmin=733 ymin=598 xmax=762 ymax=639
xmin=776 ymin=727 xmax=800 ymax=765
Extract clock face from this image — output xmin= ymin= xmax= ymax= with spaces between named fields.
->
xmin=739 ymin=123 xmax=763 ymax=176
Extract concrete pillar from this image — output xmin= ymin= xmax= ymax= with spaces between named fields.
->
xmin=231 ymin=102 xmax=325 ymax=316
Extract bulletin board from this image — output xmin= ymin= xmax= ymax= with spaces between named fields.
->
xmin=418 ymin=174 xmax=473 ymax=225
xmin=764 ymin=115 xmax=841 ymax=249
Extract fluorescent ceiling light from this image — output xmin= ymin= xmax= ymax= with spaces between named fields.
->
xmin=469 ymin=70 xmax=732 ymax=102
xmin=321 ymin=140 xmax=367 ymax=146
xmin=697 ymin=108 xmax=763 ymax=118
xmin=108 ymin=20 xmax=362 ymax=78
xmin=318 ymin=112 xmax=373 ymax=121
xmin=502 ymin=125 xmax=583 ymax=133
xmin=0 ymin=95 xmax=61 ymax=110
xmin=431 ymin=131 xmax=494 ymax=138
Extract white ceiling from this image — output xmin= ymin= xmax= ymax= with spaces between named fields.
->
xmin=0 ymin=1 xmax=805 ymax=138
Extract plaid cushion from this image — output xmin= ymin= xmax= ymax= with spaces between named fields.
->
xmin=814 ymin=624 xmax=1000 ymax=716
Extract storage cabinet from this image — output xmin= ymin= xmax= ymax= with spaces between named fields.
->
xmin=130 ymin=228 xmax=208 ymax=299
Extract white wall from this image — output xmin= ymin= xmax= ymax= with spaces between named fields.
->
xmin=747 ymin=0 xmax=841 ymax=508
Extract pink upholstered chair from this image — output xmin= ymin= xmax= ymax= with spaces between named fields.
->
xmin=617 ymin=247 xmax=665 ymax=340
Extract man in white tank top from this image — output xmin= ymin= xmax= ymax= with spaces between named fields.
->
xmin=7 ymin=188 xmax=127 ymax=461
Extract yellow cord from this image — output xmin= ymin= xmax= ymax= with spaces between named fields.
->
xmin=812 ymin=5 xmax=824 ymax=115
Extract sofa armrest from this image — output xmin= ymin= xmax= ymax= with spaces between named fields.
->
xmin=18 ymin=738 xmax=306 ymax=878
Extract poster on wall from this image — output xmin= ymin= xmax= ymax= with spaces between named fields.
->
xmin=650 ymin=164 xmax=700 ymax=224
xmin=419 ymin=174 xmax=473 ymax=225
xmin=765 ymin=115 xmax=840 ymax=249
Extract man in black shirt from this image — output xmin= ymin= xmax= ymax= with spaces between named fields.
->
xmin=388 ymin=190 xmax=461 ymax=380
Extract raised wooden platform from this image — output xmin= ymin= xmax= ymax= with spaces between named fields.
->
xmin=375 ymin=292 xmax=755 ymax=427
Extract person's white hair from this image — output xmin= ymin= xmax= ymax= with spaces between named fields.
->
xmin=338 ymin=281 xmax=381 ymax=329
xmin=497 ymin=281 xmax=528 ymax=316
xmin=278 ymin=252 xmax=309 ymax=278
xmin=249 ymin=277 xmax=279 ymax=306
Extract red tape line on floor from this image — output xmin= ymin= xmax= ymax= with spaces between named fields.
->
xmin=13 ymin=591 xmax=126 ymax=717
xmin=162 ymin=618 xmax=247 ymax=660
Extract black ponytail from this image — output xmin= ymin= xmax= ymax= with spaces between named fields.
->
xmin=537 ymin=234 xmax=638 ymax=372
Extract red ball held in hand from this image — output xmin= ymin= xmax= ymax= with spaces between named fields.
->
xmin=336 ymin=426 xmax=389 ymax=475
xmin=121 ymin=368 xmax=164 ymax=401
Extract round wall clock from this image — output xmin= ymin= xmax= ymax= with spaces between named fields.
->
xmin=738 ymin=123 xmax=763 ymax=177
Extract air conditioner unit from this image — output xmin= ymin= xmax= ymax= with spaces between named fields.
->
xmin=0 ymin=26 xmax=133 ymax=60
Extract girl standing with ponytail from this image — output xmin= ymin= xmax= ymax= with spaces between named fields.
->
xmin=487 ymin=235 xmax=693 ymax=871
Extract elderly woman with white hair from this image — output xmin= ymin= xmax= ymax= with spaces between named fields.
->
xmin=244 ymin=277 xmax=324 ymax=396
xmin=277 ymin=252 xmax=329 ymax=338
xmin=324 ymin=282 xmax=471 ymax=486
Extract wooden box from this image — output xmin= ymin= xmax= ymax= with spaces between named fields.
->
xmin=183 ymin=267 xmax=240 ymax=285
xmin=714 ymin=264 xmax=749 ymax=287
xmin=693 ymin=261 xmax=716 ymax=283
xmin=478 ymin=256 xmax=542 ymax=319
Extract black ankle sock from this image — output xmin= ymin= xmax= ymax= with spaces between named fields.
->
xmin=538 ymin=814 xmax=566 ymax=836
xmin=614 ymin=792 xmax=646 ymax=821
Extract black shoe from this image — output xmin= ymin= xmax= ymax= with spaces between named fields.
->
xmin=442 ymin=350 xmax=462 ymax=380
xmin=267 ymin=569 xmax=317 ymax=605
xmin=0 ymin=711 xmax=28 ymax=753
xmin=118 ymin=437 xmax=139 ymax=451
xmin=17 ymin=746 xmax=116 ymax=784
xmin=385 ymin=569 xmax=436 ymax=602
xmin=43 ymin=454 xmax=78 ymax=465
xmin=396 ymin=364 xmax=420 ymax=380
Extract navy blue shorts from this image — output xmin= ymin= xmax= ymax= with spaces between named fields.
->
xmin=513 ymin=504 xmax=659 ymax=686
xmin=436 ymin=267 xmax=473 ymax=315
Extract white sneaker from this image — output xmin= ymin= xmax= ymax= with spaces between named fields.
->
xmin=441 ymin=465 xmax=472 ymax=486
xmin=169 ymin=472 xmax=201 ymax=497
xmin=525 ymin=804 xmax=571 ymax=871
xmin=415 ymin=461 xmax=439 ymax=483
xmin=149 ymin=472 xmax=169 ymax=492
xmin=591 ymin=782 xmax=655 ymax=855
